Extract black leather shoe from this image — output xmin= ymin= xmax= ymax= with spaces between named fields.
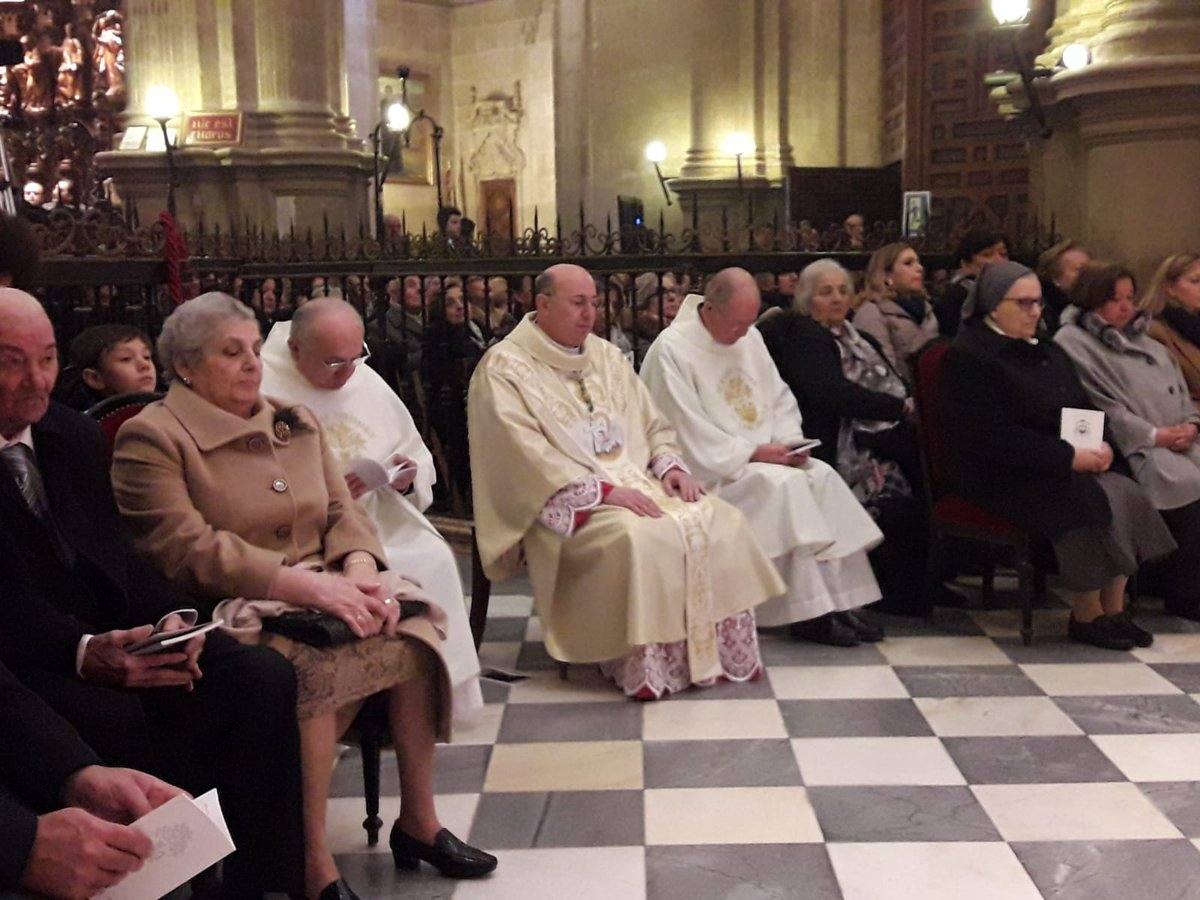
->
xmin=1164 ymin=597 xmax=1200 ymax=623
xmin=1068 ymin=614 xmax=1135 ymax=651
xmin=1111 ymin=611 xmax=1154 ymax=648
xmin=836 ymin=610 xmax=885 ymax=642
xmin=789 ymin=613 xmax=860 ymax=647
xmin=390 ymin=822 xmax=498 ymax=879
xmin=315 ymin=879 xmax=360 ymax=900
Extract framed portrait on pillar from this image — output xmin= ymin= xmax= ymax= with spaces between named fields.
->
xmin=902 ymin=191 xmax=932 ymax=238
xmin=378 ymin=71 xmax=436 ymax=187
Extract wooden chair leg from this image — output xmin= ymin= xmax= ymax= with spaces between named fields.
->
xmin=1016 ymin=555 xmax=1035 ymax=647
xmin=359 ymin=701 xmax=385 ymax=847
xmin=982 ymin=560 xmax=996 ymax=608
xmin=557 ymin=661 xmax=569 ymax=681
xmin=469 ymin=528 xmax=491 ymax=650
xmin=1033 ymin=567 xmax=1047 ymax=600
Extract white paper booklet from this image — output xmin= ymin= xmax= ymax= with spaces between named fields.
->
xmin=97 ymin=789 xmax=235 ymax=900
xmin=346 ymin=456 xmax=390 ymax=492
xmin=1061 ymin=407 xmax=1105 ymax=451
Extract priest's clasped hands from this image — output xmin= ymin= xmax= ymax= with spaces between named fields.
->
xmin=751 ymin=442 xmax=811 ymax=467
xmin=604 ymin=468 xmax=706 ymax=517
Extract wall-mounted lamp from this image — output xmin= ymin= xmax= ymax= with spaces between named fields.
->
xmin=145 ymin=85 xmax=181 ymax=218
xmin=1060 ymin=42 xmax=1091 ymax=71
xmin=723 ymin=132 xmax=754 ymax=192
xmin=990 ymin=0 xmax=1030 ymax=26
xmin=644 ymin=140 xmax=672 ymax=206
xmin=986 ymin=1 xmax=1054 ymax=138
xmin=372 ymin=65 xmax=446 ymax=239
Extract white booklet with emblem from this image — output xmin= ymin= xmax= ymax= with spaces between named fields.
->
xmin=97 ymin=789 xmax=234 ymax=900
xmin=1061 ymin=408 xmax=1105 ymax=451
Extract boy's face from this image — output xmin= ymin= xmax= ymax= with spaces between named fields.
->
xmin=86 ymin=338 xmax=157 ymax=396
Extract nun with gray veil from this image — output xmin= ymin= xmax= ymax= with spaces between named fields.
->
xmin=940 ymin=260 xmax=1175 ymax=652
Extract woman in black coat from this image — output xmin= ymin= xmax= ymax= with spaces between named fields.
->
xmin=943 ymin=261 xmax=1175 ymax=650
xmin=759 ymin=259 xmax=933 ymax=616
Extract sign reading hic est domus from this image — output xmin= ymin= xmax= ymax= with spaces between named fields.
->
xmin=182 ymin=112 xmax=244 ymax=147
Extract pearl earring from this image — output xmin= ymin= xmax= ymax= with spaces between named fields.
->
xmin=180 ymin=375 xmax=193 ymax=387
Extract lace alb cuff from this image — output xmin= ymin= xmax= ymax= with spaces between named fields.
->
xmin=650 ymin=453 xmax=689 ymax=480
xmin=538 ymin=475 xmax=605 ymax=537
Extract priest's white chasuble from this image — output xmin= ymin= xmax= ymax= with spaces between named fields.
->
xmin=641 ymin=295 xmax=883 ymax=625
xmin=468 ymin=314 xmax=783 ymax=687
xmin=261 ymin=323 xmax=483 ymax=721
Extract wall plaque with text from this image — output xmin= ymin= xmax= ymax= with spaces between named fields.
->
xmin=182 ymin=112 xmax=244 ymax=147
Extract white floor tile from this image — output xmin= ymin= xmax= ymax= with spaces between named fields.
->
xmin=828 ymin=842 xmax=1041 ymax=900
xmin=1092 ymin=733 xmax=1200 ymax=782
xmin=768 ymin=664 xmax=909 ymax=700
xmin=507 ymin=667 xmax=626 ymax=704
xmin=486 ymin=594 xmax=535 ymax=618
xmin=452 ymin=846 xmax=645 ymax=900
xmin=453 ymin=703 xmax=505 ymax=745
xmin=644 ymin=787 xmax=823 ymax=845
xmin=642 ymin=699 xmax=787 ymax=741
xmin=1021 ymin=662 xmax=1181 ymax=696
xmin=477 ymin=640 xmax=521 ymax=671
xmin=879 ymin=637 xmax=1011 ymax=667
xmin=914 ymin=696 xmax=1082 ymax=737
xmin=484 ymin=741 xmax=643 ymax=792
xmin=791 ymin=737 xmax=965 ymax=786
xmin=1132 ymin=633 xmax=1200 ymax=664
xmin=972 ymin=782 xmax=1181 ymax=841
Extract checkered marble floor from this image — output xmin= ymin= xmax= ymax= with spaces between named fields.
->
xmin=327 ymin=561 xmax=1200 ymax=899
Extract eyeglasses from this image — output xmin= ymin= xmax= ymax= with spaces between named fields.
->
xmin=324 ymin=343 xmax=371 ymax=371
xmin=1004 ymin=297 xmax=1045 ymax=312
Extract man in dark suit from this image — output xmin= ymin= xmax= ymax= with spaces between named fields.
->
xmin=0 ymin=656 xmax=182 ymax=898
xmin=0 ymin=288 xmax=304 ymax=899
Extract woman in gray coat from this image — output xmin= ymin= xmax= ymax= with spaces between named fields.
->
xmin=1055 ymin=262 xmax=1200 ymax=619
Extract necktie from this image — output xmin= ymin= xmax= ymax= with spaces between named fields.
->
xmin=1 ymin=443 xmax=74 ymax=566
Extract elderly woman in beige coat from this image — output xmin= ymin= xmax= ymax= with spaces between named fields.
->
xmin=111 ymin=293 xmax=495 ymax=900
xmin=853 ymin=242 xmax=940 ymax=385
xmin=1055 ymin=263 xmax=1200 ymax=622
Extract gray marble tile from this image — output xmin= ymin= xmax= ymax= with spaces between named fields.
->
xmin=497 ymin=701 xmax=642 ymax=742
xmin=662 ymin=671 xmax=777 ymax=700
xmin=642 ymin=739 xmax=803 ymax=789
xmin=329 ymin=747 xmax=391 ymax=799
xmin=1054 ymin=695 xmax=1200 ymax=734
xmin=894 ymin=664 xmax=1044 ymax=697
xmin=759 ymin=633 xmax=888 ymax=666
xmin=646 ymin=845 xmax=841 ymax=900
xmin=779 ymin=698 xmax=933 ymax=737
xmin=806 ymin=785 xmax=1001 ymax=842
xmin=515 ymin=640 xmax=560 ymax=671
xmin=1140 ymin=782 xmax=1200 ymax=837
xmin=330 ymin=745 xmax=493 ymax=798
xmin=468 ymin=791 xmax=644 ymax=848
xmin=332 ymin=851 xmax=456 ymax=899
xmin=478 ymin=616 xmax=528 ymax=642
xmin=480 ymin=677 xmax=511 ymax=704
xmin=942 ymin=736 xmax=1126 ymax=784
xmin=1151 ymin=663 xmax=1200 ymax=693
xmin=996 ymin=637 xmax=1143 ymax=664
xmin=1011 ymin=839 xmax=1200 ymax=900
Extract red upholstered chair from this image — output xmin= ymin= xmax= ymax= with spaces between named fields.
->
xmin=913 ymin=341 xmax=1044 ymax=645
xmin=86 ymin=391 xmax=164 ymax=463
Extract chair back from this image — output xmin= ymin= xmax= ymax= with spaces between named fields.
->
xmin=85 ymin=391 xmax=163 ymax=464
xmin=912 ymin=339 xmax=953 ymax=502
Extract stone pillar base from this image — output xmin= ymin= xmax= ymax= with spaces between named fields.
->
xmin=670 ymin=177 xmax=786 ymax=251
xmin=95 ymin=145 xmax=373 ymax=236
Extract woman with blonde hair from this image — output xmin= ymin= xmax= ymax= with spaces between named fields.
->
xmin=852 ymin=242 xmax=940 ymax=384
xmin=1142 ymin=253 xmax=1200 ymax=412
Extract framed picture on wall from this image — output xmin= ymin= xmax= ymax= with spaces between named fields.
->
xmin=378 ymin=71 xmax=435 ymax=187
xmin=902 ymin=191 xmax=931 ymax=238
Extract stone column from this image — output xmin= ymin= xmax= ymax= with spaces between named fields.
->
xmin=96 ymin=0 xmax=372 ymax=235
xmin=1030 ymin=0 xmax=1200 ymax=281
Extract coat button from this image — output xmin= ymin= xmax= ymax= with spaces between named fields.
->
xmin=248 ymin=436 xmax=267 ymax=452
xmin=272 ymin=479 xmax=288 ymax=493
xmin=1169 ymin=386 xmax=1176 ymax=394
xmin=275 ymin=524 xmax=292 ymax=539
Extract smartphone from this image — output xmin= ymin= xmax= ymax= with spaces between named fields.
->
xmin=786 ymin=438 xmax=822 ymax=456
xmin=127 ymin=619 xmax=223 ymax=656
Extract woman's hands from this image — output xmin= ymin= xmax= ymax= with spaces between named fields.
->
xmin=271 ymin=567 xmax=397 ymax=639
xmin=1071 ymin=441 xmax=1114 ymax=474
xmin=1155 ymin=423 xmax=1198 ymax=453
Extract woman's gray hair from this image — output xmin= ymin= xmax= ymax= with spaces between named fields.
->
xmin=157 ymin=291 xmax=258 ymax=381
xmin=793 ymin=259 xmax=853 ymax=314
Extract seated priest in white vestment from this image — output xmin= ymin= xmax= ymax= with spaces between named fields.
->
xmin=641 ymin=267 xmax=886 ymax=648
xmin=260 ymin=298 xmax=484 ymax=720
xmin=468 ymin=264 xmax=784 ymax=699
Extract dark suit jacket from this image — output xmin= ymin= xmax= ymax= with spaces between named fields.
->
xmin=757 ymin=310 xmax=907 ymax=469
xmin=0 ymin=401 xmax=182 ymax=676
xmin=0 ymin=656 xmax=99 ymax=890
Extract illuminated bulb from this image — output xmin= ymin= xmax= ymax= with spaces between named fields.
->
xmin=145 ymin=85 xmax=181 ymax=122
xmin=1061 ymin=42 xmax=1091 ymax=71
xmin=644 ymin=140 xmax=667 ymax=164
xmin=723 ymin=131 xmax=754 ymax=158
xmin=385 ymin=100 xmax=412 ymax=132
xmin=990 ymin=0 xmax=1030 ymax=25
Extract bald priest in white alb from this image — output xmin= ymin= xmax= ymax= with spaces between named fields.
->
xmin=641 ymin=267 xmax=885 ymax=648
xmin=468 ymin=264 xmax=784 ymax=699
xmin=260 ymin=297 xmax=483 ymax=720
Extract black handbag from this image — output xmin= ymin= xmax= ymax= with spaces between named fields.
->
xmin=261 ymin=602 xmax=428 ymax=648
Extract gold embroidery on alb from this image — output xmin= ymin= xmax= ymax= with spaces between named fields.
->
xmin=719 ymin=372 xmax=759 ymax=427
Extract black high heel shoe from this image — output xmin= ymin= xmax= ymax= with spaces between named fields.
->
xmin=295 ymin=878 xmax=360 ymax=900
xmin=390 ymin=822 xmax=498 ymax=878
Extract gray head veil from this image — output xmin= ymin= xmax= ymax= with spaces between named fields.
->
xmin=960 ymin=260 xmax=1036 ymax=322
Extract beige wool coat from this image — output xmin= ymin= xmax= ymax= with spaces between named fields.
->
xmin=852 ymin=296 xmax=939 ymax=385
xmin=110 ymin=382 xmax=453 ymax=735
